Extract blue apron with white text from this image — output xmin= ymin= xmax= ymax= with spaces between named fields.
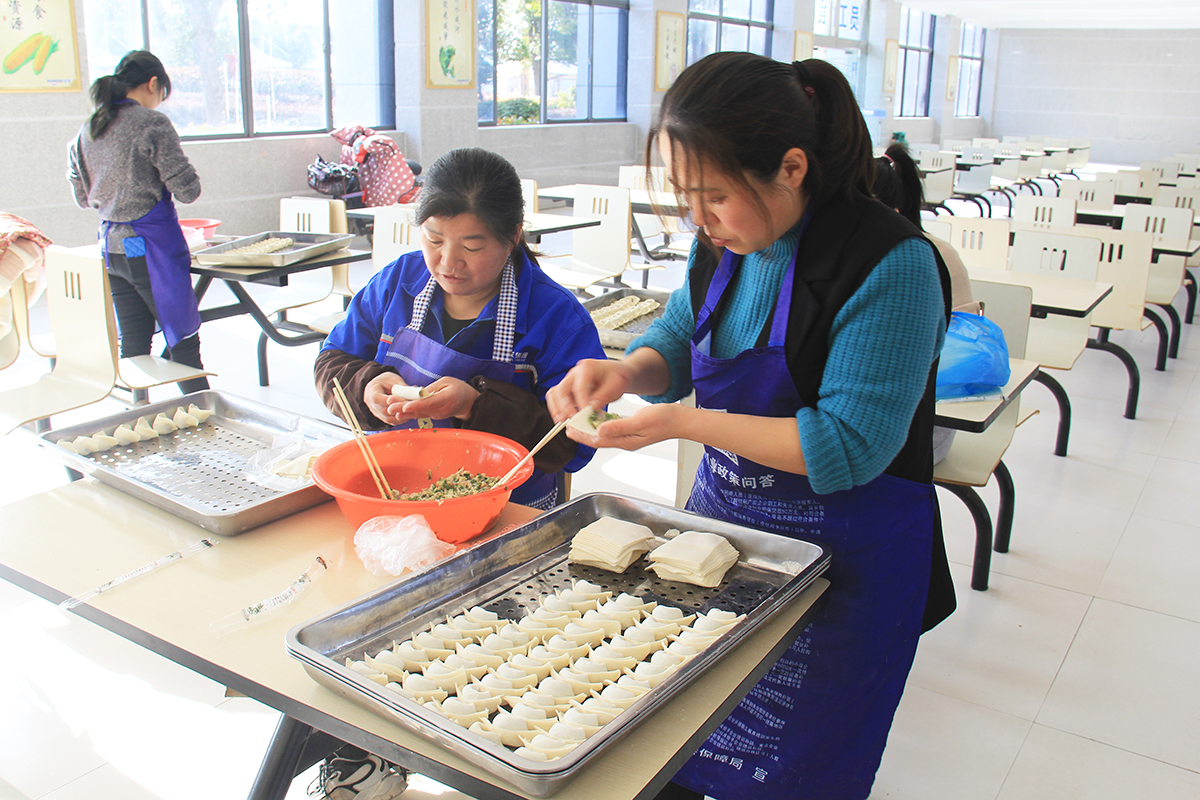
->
xmin=671 ymin=243 xmax=934 ymax=800
xmin=380 ymin=269 xmax=556 ymax=508
xmin=100 ymin=187 xmax=201 ymax=348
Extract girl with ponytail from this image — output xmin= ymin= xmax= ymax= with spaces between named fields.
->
xmin=68 ymin=50 xmax=208 ymax=393
xmin=549 ymin=52 xmax=953 ymax=800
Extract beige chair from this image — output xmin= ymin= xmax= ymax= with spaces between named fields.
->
xmin=934 ymin=279 xmax=1033 ymax=590
xmin=1059 ymin=179 xmax=1115 ymax=211
xmin=0 ymin=291 xmax=18 ymax=371
xmin=920 ymin=151 xmax=957 ymax=213
xmin=618 ymin=166 xmax=687 ymax=286
xmin=1124 ymin=204 xmax=1195 ymax=360
xmin=1154 ymin=186 xmax=1200 ymax=322
xmin=539 ymin=184 xmax=633 ymax=294
xmin=1011 ymin=195 xmax=1076 ymax=228
xmin=1114 ymin=169 xmax=1159 ymax=202
xmin=308 ymin=205 xmax=422 ymax=336
xmin=972 ymin=137 xmax=1000 ymax=149
xmin=946 ymin=216 xmax=1011 ymax=271
xmin=952 ymin=148 xmax=996 ymax=216
xmin=520 ymin=179 xmax=539 ymax=215
xmin=0 ymin=246 xmax=210 ymax=432
xmin=1064 ymin=138 xmax=1091 ymax=172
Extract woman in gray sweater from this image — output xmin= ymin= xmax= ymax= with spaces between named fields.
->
xmin=68 ymin=50 xmax=209 ymax=392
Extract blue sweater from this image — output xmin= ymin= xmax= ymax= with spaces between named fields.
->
xmin=629 ymin=231 xmax=945 ymax=494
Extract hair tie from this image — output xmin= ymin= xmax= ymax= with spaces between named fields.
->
xmin=883 ymin=153 xmax=896 ymax=167
xmin=793 ymin=61 xmax=816 ymax=99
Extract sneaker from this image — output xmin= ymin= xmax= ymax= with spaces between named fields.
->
xmin=312 ymin=754 xmax=408 ymax=800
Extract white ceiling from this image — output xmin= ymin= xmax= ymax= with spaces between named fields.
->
xmin=899 ymin=1 xmax=1200 ymax=30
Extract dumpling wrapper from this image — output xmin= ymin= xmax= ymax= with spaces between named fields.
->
xmin=112 ymin=424 xmax=141 ymax=445
xmin=152 ymin=413 xmax=178 ymax=434
xmin=134 ymin=419 xmax=159 ymax=439
xmin=172 ymin=407 xmax=199 ymax=428
xmin=91 ymin=433 xmax=120 ymax=452
xmin=70 ymin=435 xmax=99 ymax=454
xmin=513 ymin=747 xmax=553 ymax=762
xmin=469 ymin=720 xmax=505 ymax=746
xmin=390 ymin=384 xmax=429 ymax=401
xmin=566 ymin=405 xmax=621 ymax=435
xmin=186 ymin=403 xmax=213 ymax=423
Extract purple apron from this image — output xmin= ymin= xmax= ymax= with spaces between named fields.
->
xmin=380 ymin=264 xmax=556 ymax=508
xmin=100 ymin=187 xmax=202 ymax=348
xmin=671 ymin=243 xmax=935 ymax=800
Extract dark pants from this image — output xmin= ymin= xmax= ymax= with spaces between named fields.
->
xmin=108 ymin=257 xmax=210 ymax=395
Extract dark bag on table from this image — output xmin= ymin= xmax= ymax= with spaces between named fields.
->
xmin=307 ymin=155 xmax=360 ymax=197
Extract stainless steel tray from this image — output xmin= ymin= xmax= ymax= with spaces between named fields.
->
xmin=287 ymin=493 xmax=829 ymax=796
xmin=193 ymin=231 xmax=353 ymax=267
xmin=582 ymin=289 xmax=671 ymax=350
xmin=39 ymin=391 xmax=353 ymax=535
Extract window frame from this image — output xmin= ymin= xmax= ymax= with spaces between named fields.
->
xmin=83 ymin=0 xmax=395 ymax=141
xmin=477 ymin=0 xmax=630 ymax=127
xmin=894 ymin=7 xmax=936 ymax=118
xmin=685 ymin=0 xmax=775 ymax=66
xmin=954 ymin=23 xmax=986 ymax=117
xmin=811 ymin=1 xmax=868 ymax=98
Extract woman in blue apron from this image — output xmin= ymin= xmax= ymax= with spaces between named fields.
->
xmin=548 ymin=54 xmax=955 ymax=799
xmin=316 ymin=148 xmax=605 ymax=510
xmin=68 ymin=51 xmax=209 ymax=394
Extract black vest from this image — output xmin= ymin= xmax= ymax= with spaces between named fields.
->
xmin=687 ymin=193 xmax=956 ymax=630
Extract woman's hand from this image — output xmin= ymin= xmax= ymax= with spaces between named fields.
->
xmin=564 ymin=402 xmax=688 ymax=450
xmin=546 ymin=359 xmax=633 ymax=423
xmin=363 ymin=373 xmax=406 ymax=425
xmin=391 ymin=376 xmax=479 ymax=422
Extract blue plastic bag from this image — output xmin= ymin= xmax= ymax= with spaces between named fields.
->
xmin=936 ymin=312 xmax=1011 ymax=400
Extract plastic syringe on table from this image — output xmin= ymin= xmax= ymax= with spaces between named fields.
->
xmin=59 ymin=538 xmax=218 ymax=610
xmin=211 ymin=555 xmax=329 ymax=634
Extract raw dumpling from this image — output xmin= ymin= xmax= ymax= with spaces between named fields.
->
xmin=186 ymin=403 xmax=214 ymax=423
xmin=172 ymin=407 xmax=199 ymax=428
xmin=134 ymin=418 xmax=159 ymax=439
xmin=151 ymin=413 xmax=177 ymax=434
xmin=112 ymin=424 xmax=141 ymax=445
xmin=70 ymin=435 xmax=99 ymax=454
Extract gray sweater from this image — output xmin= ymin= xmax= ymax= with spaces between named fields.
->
xmin=68 ymin=103 xmax=201 ymax=254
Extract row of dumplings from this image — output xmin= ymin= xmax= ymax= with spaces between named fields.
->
xmin=57 ymin=404 xmax=214 ymax=454
xmin=343 ymin=579 xmax=744 ymax=762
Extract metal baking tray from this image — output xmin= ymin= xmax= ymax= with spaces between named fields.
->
xmin=193 ymin=231 xmax=353 ymax=267
xmin=39 ymin=391 xmax=353 ymax=535
xmin=582 ymin=289 xmax=671 ymax=350
xmin=287 ymin=493 xmax=828 ymax=796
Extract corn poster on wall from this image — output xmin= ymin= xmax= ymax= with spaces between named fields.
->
xmin=0 ymin=0 xmax=80 ymax=92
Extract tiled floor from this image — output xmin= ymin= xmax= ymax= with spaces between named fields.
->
xmin=3 ymin=226 xmax=1200 ymax=799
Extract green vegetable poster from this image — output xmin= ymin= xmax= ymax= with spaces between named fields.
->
xmin=426 ymin=0 xmax=473 ymax=88
xmin=1 ymin=0 xmax=80 ymax=92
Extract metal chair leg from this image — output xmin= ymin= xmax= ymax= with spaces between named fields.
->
xmin=992 ymin=460 xmax=1015 ymax=554
xmin=1142 ymin=307 xmax=1170 ymax=371
xmin=1086 ymin=333 xmax=1140 ymax=419
xmin=1033 ymin=371 xmax=1071 ymax=456
xmin=935 ymin=481 xmax=994 ymax=591
xmin=1185 ymin=269 xmax=1195 ymax=324
xmin=1154 ymin=302 xmax=1182 ymax=359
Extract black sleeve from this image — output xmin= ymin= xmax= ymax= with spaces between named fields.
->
xmin=313 ymin=348 xmax=397 ymax=430
xmin=460 ymin=376 xmax=576 ymax=474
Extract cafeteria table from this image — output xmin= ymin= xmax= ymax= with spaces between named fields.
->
xmin=0 ymin=468 xmax=828 ymax=800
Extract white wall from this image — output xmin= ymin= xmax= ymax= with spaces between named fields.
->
xmin=991 ymin=28 xmax=1200 ymax=164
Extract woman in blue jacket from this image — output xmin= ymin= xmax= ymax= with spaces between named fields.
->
xmin=549 ymin=54 xmax=954 ymax=799
xmin=315 ymin=147 xmax=604 ymax=509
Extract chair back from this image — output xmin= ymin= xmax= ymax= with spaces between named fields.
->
xmin=1018 ymin=154 xmax=1044 ymax=180
xmin=922 ymin=165 xmax=955 ymax=205
xmin=920 ymin=150 xmax=956 ymax=172
xmin=946 ymin=217 xmax=1011 ymax=271
xmin=1012 ymin=195 xmax=1077 ymax=228
xmin=1059 ymin=179 xmax=1115 ymax=211
xmin=275 ymin=198 xmax=336 ymax=306
xmin=1065 ymin=139 xmax=1091 ymax=170
xmin=922 ymin=219 xmax=952 ymax=241
xmin=1043 ymin=148 xmax=1069 ymax=173
xmin=1152 ymin=186 xmax=1200 ymax=212
xmin=954 ymin=160 xmax=993 ymax=194
xmin=572 ymin=184 xmax=632 ymax=273
xmin=1010 ymin=230 xmax=1100 ymax=281
xmin=942 ymin=138 xmax=970 ymax=154
xmin=1123 ymin=204 xmax=1195 ymax=240
xmin=960 ymin=147 xmax=994 ymax=166
xmin=371 ymin=205 xmax=422 ymax=271
xmin=1002 ymin=136 xmax=1027 ymax=144
xmin=1173 ymin=152 xmax=1199 ymax=176
xmin=968 ymin=279 xmax=1031 ymax=359
xmin=1062 ymin=226 xmax=1152 ymax=331
xmin=521 ymin=179 xmax=539 ymax=214
xmin=972 ymin=137 xmax=1000 ymax=149
xmin=1141 ymin=160 xmax=1176 ymax=183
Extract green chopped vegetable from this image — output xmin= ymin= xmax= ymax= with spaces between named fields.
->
xmin=393 ymin=468 xmax=497 ymax=501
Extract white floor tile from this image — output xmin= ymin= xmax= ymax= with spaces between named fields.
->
xmin=1131 ymin=455 xmax=1200 ymax=527
xmin=1096 ymin=514 xmax=1200 ymax=622
xmin=869 ymin=685 xmax=1031 ymax=800
xmin=1037 ymin=598 xmax=1200 ymax=772
xmin=907 ymin=563 xmax=1091 ymax=721
xmin=997 ymin=723 xmax=1200 ymax=800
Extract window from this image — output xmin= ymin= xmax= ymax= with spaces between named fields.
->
xmin=812 ymin=2 xmax=866 ymax=96
xmin=954 ymin=23 xmax=985 ymax=117
xmin=686 ymin=0 xmax=773 ymax=66
xmin=80 ymin=0 xmax=395 ymax=139
xmin=894 ymin=8 xmax=935 ymax=117
xmin=477 ymin=0 xmax=628 ymax=125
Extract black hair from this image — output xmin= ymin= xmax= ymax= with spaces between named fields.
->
xmin=88 ymin=50 xmax=172 ymax=140
xmin=415 ymin=147 xmax=535 ymax=260
xmin=873 ymin=143 xmax=925 ymax=228
xmin=647 ymin=52 xmax=875 ymax=235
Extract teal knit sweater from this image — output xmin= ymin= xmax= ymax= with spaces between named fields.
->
xmin=628 ymin=229 xmax=945 ymax=494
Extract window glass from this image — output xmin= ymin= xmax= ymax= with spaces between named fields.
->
xmin=813 ymin=46 xmax=859 ymax=96
xmin=748 ymin=25 xmax=768 ymax=56
xmin=838 ymin=1 xmax=864 ymax=41
xmin=331 ymin=0 xmax=394 ymax=129
xmin=749 ymin=0 xmax=771 ymax=24
xmin=894 ymin=8 xmax=934 ymax=117
xmin=248 ymin=0 xmax=326 ymax=133
xmin=477 ymin=0 xmax=496 ymax=122
xmin=495 ymin=0 xmax=542 ymax=125
xmin=814 ymin=0 xmax=834 ymax=36
xmin=547 ymin=0 xmax=585 ymax=121
xmin=723 ymin=0 xmax=751 ymax=22
xmin=954 ymin=23 xmax=985 ymax=117
xmin=689 ymin=0 xmax=719 ymax=15
xmin=687 ymin=17 xmax=717 ymax=65
xmin=147 ymin=0 xmax=244 ymax=136
xmin=720 ymin=22 xmax=749 ymax=52
xmin=590 ymin=4 xmax=627 ymax=119
xmin=82 ymin=0 xmax=143 ymax=79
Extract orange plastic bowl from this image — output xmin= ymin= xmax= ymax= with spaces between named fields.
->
xmin=311 ymin=428 xmax=533 ymax=543
xmin=179 ymin=218 xmax=222 ymax=238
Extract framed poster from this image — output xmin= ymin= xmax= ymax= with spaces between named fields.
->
xmin=946 ymin=55 xmax=959 ymax=102
xmin=883 ymin=39 xmax=899 ymax=93
xmin=1 ymin=0 xmax=81 ymax=93
xmin=426 ymin=0 xmax=474 ymax=88
xmin=655 ymin=12 xmax=684 ymax=92
xmin=794 ymin=31 xmax=814 ymax=62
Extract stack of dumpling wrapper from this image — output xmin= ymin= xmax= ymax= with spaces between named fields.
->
xmin=567 ymin=517 xmax=655 ymax=572
xmin=647 ymin=530 xmax=740 ymax=588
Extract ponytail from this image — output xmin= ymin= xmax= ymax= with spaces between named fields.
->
xmin=873 ymin=143 xmax=925 ymax=227
xmin=87 ymin=50 xmax=172 ymax=140
xmin=793 ymin=58 xmax=875 ymax=205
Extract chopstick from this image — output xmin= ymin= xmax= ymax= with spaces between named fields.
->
xmin=495 ymin=418 xmax=569 ymax=489
xmin=331 ymin=378 xmax=395 ymax=500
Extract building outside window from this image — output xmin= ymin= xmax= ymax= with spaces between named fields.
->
xmin=477 ymin=0 xmax=628 ymax=125
xmin=685 ymin=0 xmax=773 ymax=66
xmin=894 ymin=7 xmax=935 ymax=117
xmin=81 ymin=0 xmax=395 ymax=139
xmin=954 ymin=23 xmax=985 ymax=117
xmin=812 ymin=1 xmax=866 ymax=96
